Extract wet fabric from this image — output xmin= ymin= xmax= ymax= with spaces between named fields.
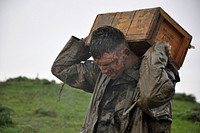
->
xmin=136 ymin=41 xmax=178 ymax=120
xmin=51 ymin=36 xmax=180 ymax=133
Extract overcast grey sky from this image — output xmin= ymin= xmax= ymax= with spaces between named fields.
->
xmin=0 ymin=0 xmax=200 ymax=102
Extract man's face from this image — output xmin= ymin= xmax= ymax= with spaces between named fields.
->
xmin=95 ymin=52 xmax=126 ymax=79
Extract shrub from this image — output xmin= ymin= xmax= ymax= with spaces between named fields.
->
xmin=185 ymin=110 xmax=200 ymax=122
xmin=173 ymin=93 xmax=196 ymax=103
xmin=1 ymin=76 xmax=57 ymax=86
xmin=0 ymin=104 xmax=14 ymax=126
xmin=6 ymin=76 xmax=30 ymax=82
xmin=176 ymin=106 xmax=200 ymax=122
xmin=41 ymin=79 xmax=56 ymax=85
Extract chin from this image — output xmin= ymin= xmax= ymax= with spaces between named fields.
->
xmin=109 ymin=76 xmax=117 ymax=79
xmin=107 ymin=71 xmax=123 ymax=79
xmin=109 ymin=74 xmax=119 ymax=79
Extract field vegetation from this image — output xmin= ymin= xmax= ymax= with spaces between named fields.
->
xmin=0 ymin=76 xmax=200 ymax=133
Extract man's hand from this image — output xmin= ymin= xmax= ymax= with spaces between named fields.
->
xmin=81 ymin=36 xmax=89 ymax=46
xmin=164 ymin=42 xmax=172 ymax=58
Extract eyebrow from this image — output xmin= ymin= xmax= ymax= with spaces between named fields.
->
xmin=97 ymin=58 xmax=118 ymax=67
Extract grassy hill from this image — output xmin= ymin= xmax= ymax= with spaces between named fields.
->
xmin=0 ymin=77 xmax=200 ymax=133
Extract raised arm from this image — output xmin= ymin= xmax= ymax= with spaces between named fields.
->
xmin=136 ymin=41 xmax=180 ymax=117
xmin=51 ymin=36 xmax=100 ymax=93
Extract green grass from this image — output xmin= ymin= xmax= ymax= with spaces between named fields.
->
xmin=0 ymin=77 xmax=200 ymax=133
xmin=0 ymin=77 xmax=91 ymax=133
xmin=172 ymin=100 xmax=200 ymax=132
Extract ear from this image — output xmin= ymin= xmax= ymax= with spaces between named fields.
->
xmin=122 ymin=48 xmax=130 ymax=56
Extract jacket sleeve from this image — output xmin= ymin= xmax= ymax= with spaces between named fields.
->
xmin=51 ymin=36 xmax=100 ymax=93
xmin=136 ymin=41 xmax=180 ymax=118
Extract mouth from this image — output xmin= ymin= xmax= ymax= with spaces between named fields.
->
xmin=105 ymin=69 xmax=121 ymax=79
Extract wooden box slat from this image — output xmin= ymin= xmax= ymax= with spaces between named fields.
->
xmin=86 ymin=7 xmax=192 ymax=69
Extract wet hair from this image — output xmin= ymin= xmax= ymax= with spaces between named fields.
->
xmin=90 ymin=26 xmax=126 ymax=59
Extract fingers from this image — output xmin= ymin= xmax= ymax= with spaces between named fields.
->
xmin=81 ymin=36 xmax=89 ymax=46
xmin=164 ymin=42 xmax=172 ymax=58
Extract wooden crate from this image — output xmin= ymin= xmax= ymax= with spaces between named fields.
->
xmin=86 ymin=7 xmax=192 ymax=69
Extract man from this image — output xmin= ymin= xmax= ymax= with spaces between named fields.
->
xmin=51 ymin=26 xmax=179 ymax=133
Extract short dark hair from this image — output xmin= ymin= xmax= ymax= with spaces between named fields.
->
xmin=90 ymin=26 xmax=126 ymax=59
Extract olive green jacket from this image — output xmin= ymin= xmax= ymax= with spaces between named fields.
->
xmin=51 ymin=36 xmax=179 ymax=133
